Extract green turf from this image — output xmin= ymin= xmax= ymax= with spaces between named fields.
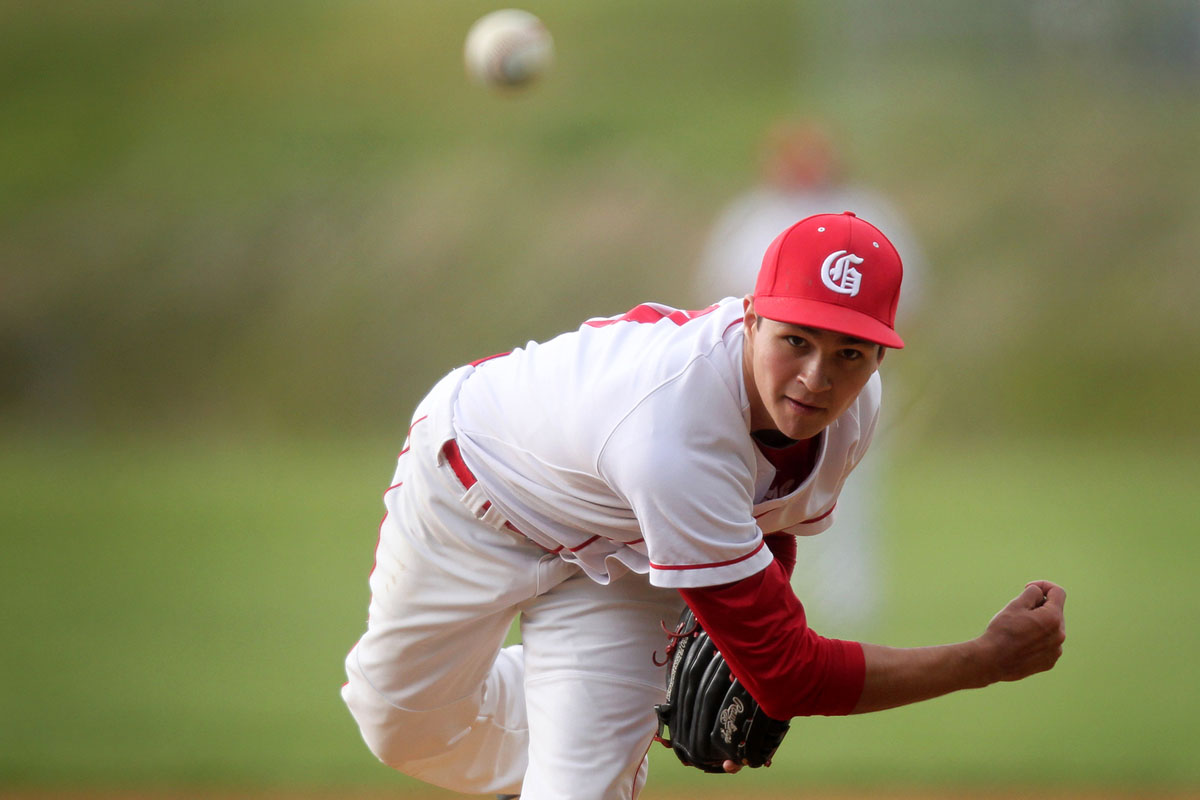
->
xmin=1 ymin=433 xmax=1195 ymax=792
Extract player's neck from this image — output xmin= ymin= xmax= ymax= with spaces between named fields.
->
xmin=751 ymin=428 xmax=802 ymax=449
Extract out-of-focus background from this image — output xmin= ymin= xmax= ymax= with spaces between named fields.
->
xmin=2 ymin=1 xmax=1197 ymax=798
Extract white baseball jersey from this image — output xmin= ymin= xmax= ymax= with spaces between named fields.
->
xmin=452 ymin=297 xmax=880 ymax=589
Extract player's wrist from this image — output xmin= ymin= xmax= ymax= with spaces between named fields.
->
xmin=962 ymin=637 xmax=1001 ymax=689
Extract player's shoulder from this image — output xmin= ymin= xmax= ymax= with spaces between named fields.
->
xmin=595 ymin=308 xmax=753 ymax=475
xmin=598 ymin=302 xmax=746 ymax=421
xmin=579 ymin=297 xmax=742 ymax=331
xmin=853 ymin=371 xmax=883 ymax=424
xmin=860 ymin=370 xmax=882 ymax=408
xmin=574 ymin=298 xmax=743 ymax=364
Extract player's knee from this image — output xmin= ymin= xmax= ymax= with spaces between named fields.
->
xmin=341 ymin=670 xmax=478 ymax=766
xmin=355 ymin=713 xmax=421 ymax=769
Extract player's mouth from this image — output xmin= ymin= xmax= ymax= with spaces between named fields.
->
xmin=784 ymin=396 xmax=824 ymax=415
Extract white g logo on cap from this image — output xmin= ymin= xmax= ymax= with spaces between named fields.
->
xmin=820 ymin=250 xmax=863 ymax=297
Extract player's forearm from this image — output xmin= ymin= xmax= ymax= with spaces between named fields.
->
xmin=851 ymin=639 xmax=994 ymax=714
xmin=852 ymin=581 xmax=1068 ymax=714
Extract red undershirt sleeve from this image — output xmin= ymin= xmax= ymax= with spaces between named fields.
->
xmin=762 ymin=533 xmax=796 ymax=578
xmin=678 ymin=558 xmax=865 ymax=720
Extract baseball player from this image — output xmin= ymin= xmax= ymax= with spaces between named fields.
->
xmin=341 ymin=212 xmax=1066 ymax=798
xmin=695 ymin=118 xmax=929 ymax=634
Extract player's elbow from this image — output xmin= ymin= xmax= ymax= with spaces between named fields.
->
xmin=756 ymin=694 xmax=794 ymax=722
xmin=749 ymin=679 xmax=847 ymax=721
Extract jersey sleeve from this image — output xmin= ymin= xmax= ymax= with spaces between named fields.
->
xmin=596 ymin=357 xmax=773 ymax=589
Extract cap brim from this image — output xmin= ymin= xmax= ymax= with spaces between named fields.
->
xmin=754 ymin=296 xmax=905 ymax=349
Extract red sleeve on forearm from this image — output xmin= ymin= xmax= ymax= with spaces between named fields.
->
xmin=678 ymin=560 xmax=865 ymax=719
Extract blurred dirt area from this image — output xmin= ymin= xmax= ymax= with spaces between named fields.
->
xmin=3 ymin=790 xmax=1198 ymax=800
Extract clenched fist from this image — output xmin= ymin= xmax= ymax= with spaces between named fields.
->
xmin=980 ymin=580 xmax=1067 ymax=683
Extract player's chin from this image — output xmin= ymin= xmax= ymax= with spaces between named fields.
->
xmin=777 ymin=403 xmax=828 ymax=439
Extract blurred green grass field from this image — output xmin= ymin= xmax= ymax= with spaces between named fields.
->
xmin=1 ymin=433 xmax=1196 ymax=794
xmin=3 ymin=0 xmax=1198 ymax=438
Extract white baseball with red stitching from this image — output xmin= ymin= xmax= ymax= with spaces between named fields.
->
xmin=464 ymin=9 xmax=553 ymax=88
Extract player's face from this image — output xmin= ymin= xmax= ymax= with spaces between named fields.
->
xmin=742 ymin=299 xmax=883 ymax=441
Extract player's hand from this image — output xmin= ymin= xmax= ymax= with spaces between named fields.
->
xmin=979 ymin=580 xmax=1067 ymax=684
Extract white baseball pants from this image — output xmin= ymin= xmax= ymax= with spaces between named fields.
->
xmin=342 ymin=370 xmax=684 ymax=799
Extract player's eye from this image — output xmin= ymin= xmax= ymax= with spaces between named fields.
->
xmin=784 ymin=335 xmax=807 ymax=348
xmin=840 ymin=348 xmax=865 ymax=361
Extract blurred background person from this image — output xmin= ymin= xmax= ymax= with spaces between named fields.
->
xmin=694 ymin=118 xmax=928 ymax=635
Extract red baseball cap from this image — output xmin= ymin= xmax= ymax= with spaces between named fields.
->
xmin=753 ymin=211 xmax=904 ymax=349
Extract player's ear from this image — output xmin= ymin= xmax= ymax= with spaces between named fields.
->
xmin=742 ymin=295 xmax=758 ymax=331
xmin=877 ymin=345 xmax=886 ymax=364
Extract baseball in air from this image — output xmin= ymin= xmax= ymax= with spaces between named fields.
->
xmin=464 ymin=9 xmax=553 ymax=89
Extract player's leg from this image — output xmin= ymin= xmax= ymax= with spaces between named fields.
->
xmin=342 ymin=408 xmax=569 ymax=795
xmin=517 ymin=570 xmax=685 ymax=800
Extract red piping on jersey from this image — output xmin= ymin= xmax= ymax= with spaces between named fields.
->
xmin=372 ymin=415 xmax=429 ymax=578
xmin=569 ymin=535 xmax=601 ymax=552
xmin=369 ymin=511 xmax=388 ymax=580
xmin=396 ymin=415 xmax=429 ymax=458
xmin=649 ymin=539 xmax=766 ymax=571
xmin=754 ymin=503 xmax=835 ymax=526
xmin=583 ymin=303 xmax=719 ymax=328
xmin=470 ymin=351 xmax=511 ymax=367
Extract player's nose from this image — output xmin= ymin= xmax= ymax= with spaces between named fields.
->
xmin=796 ymin=355 xmax=832 ymax=392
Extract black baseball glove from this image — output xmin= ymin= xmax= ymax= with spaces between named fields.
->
xmin=653 ymin=606 xmax=791 ymax=773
